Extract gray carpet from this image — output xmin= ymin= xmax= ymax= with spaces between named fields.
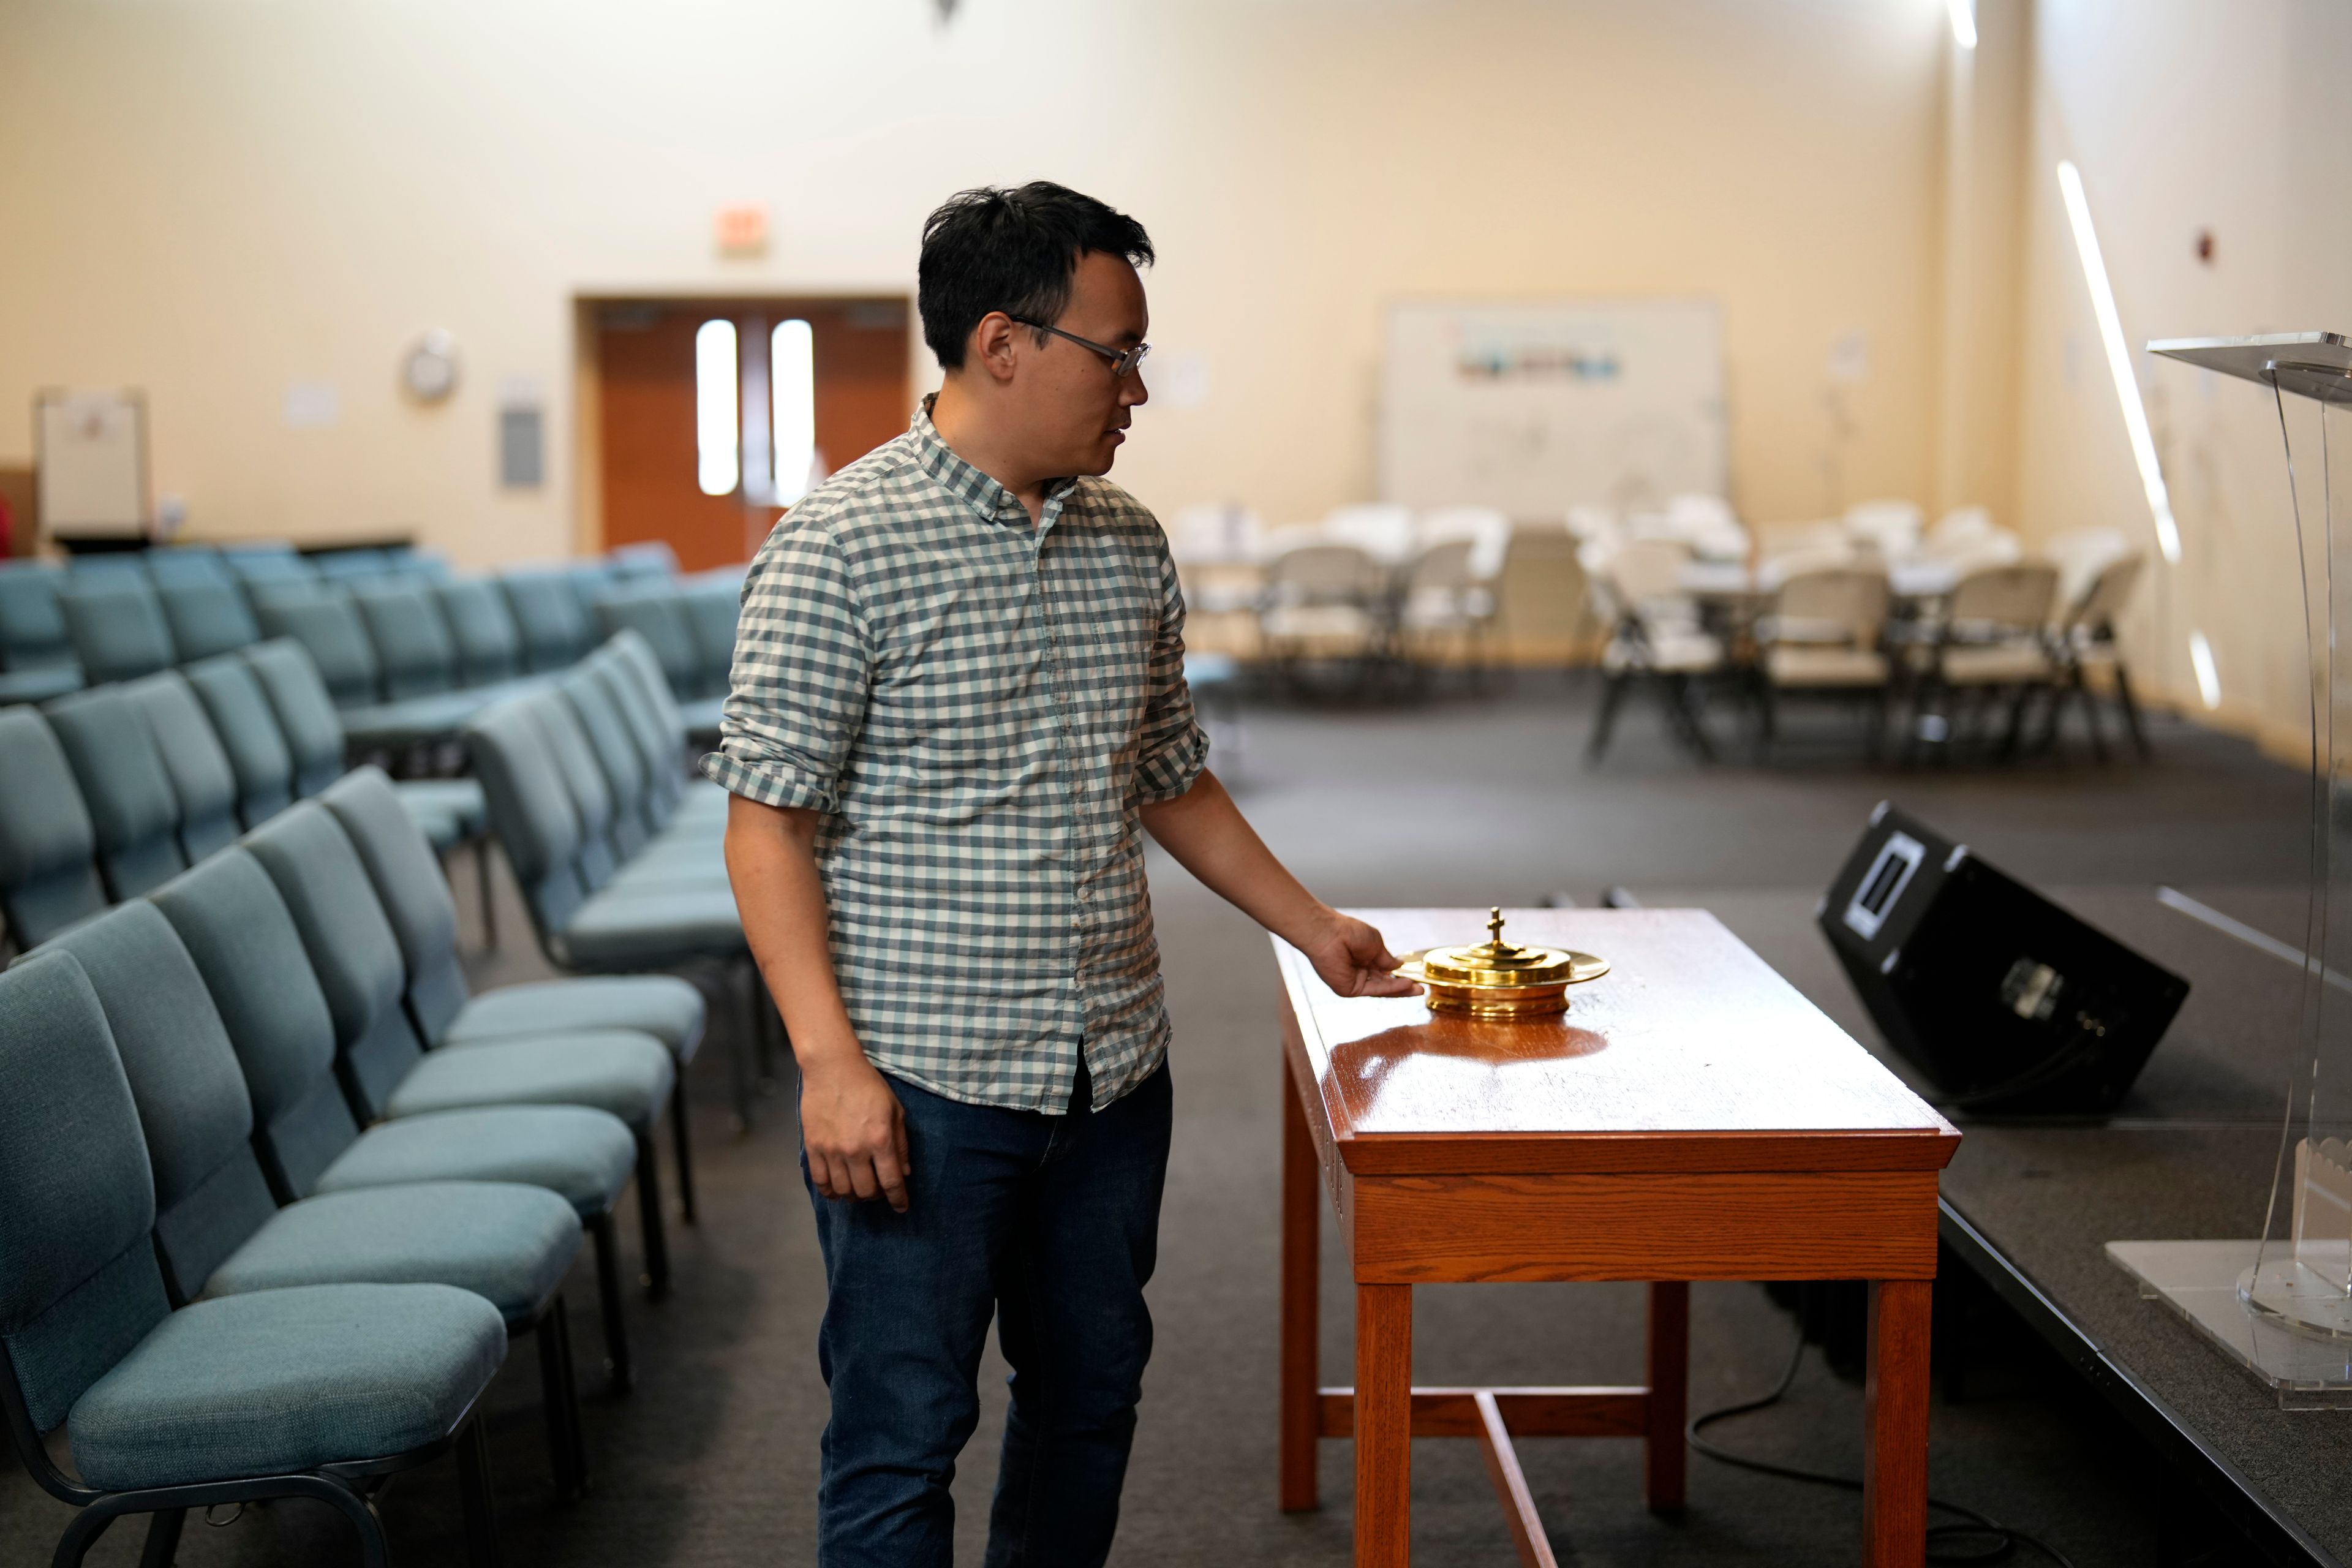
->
xmin=1 ymin=673 xmax=2309 ymax=1565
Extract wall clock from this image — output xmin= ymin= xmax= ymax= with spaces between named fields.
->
xmin=401 ymin=330 xmax=461 ymax=404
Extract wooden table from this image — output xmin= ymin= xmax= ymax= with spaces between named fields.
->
xmin=1276 ymin=909 xmax=1960 ymax=1567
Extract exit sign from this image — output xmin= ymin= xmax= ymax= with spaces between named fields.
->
xmin=715 ymin=203 xmax=769 ymax=257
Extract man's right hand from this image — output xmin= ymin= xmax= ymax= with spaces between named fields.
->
xmin=800 ymin=1054 xmax=911 ymax=1212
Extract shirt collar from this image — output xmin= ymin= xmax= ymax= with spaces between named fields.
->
xmin=913 ymin=394 xmax=1078 ymax=532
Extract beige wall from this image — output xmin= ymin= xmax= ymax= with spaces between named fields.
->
xmin=0 ymin=0 xmax=1951 ymax=568
xmin=2008 ymin=0 xmax=2352 ymax=756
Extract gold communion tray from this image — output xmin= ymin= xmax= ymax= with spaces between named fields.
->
xmin=1393 ymin=908 xmax=1610 ymax=1019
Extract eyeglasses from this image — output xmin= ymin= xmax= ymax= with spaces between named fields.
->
xmin=1010 ymin=318 xmax=1151 ymax=379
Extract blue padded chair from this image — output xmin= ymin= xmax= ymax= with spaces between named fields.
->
xmin=353 ymin=581 xmax=473 ymax=702
xmin=324 ymin=766 xmax=706 ymax=1219
xmin=0 ymin=706 xmax=108 ymax=950
xmin=142 ymin=546 xmax=231 ymax=588
xmin=61 ymin=552 xmax=146 ymax=580
xmin=678 ymin=577 xmax=741 ymax=701
xmin=562 ymin=560 xmax=618 ymax=614
xmin=242 ymin=638 xmax=486 ymax=845
xmin=383 ymin=546 xmax=453 ymax=584
xmin=220 ymin=541 xmax=312 ymax=585
xmin=499 ymin=568 xmax=595 ymax=674
xmin=0 ymin=562 xmax=85 ymax=704
xmin=606 ymin=540 xmax=679 ymax=582
xmin=557 ymin=662 xmax=668 ymax=856
xmin=0 ymin=949 xmax=508 ymax=1568
xmin=255 ymin=594 xmax=489 ymax=752
xmin=182 ymin=652 xmax=298 ymax=830
xmin=436 ymin=578 xmax=530 ymax=690
xmin=592 ymin=588 xmax=720 ymax=742
xmin=525 ymin=687 xmax=727 ymax=897
xmin=559 ymin=658 xmax=724 ymax=865
xmin=241 ymin=804 xmax=678 ymax=1292
xmin=58 ymin=578 xmax=176 ymax=685
xmin=465 ymin=685 xmax=757 ymax=1120
xmin=464 ymin=691 xmax=745 ymax=978
xmin=43 ymin=687 xmax=190 ymax=899
xmin=154 ymin=576 xmax=262 ymax=663
xmin=253 ymin=589 xmax=380 ymax=709
xmin=587 ymin=635 xmax=730 ymax=835
xmin=46 ymin=900 xmax=594 ymax=1497
xmin=123 ymin=671 xmax=243 ymax=862
xmin=603 ymin=632 xmax=733 ymax=828
xmin=241 ymin=636 xmax=499 ymax=941
xmin=149 ymin=848 xmax=647 ymax=1389
xmin=313 ymin=548 xmax=394 ymax=582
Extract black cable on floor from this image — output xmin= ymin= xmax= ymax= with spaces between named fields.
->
xmin=1686 ymin=1317 xmax=2081 ymax=1567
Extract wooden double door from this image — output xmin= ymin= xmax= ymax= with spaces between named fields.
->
xmin=591 ymin=296 xmax=912 ymax=572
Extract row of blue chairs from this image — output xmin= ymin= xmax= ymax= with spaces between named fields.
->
xmin=0 ymin=543 xmax=734 ymax=756
xmin=0 ymin=639 xmax=489 ymax=955
xmin=461 ymin=633 xmax=771 ymax=1121
xmin=0 ymin=758 xmax=709 ymax=1565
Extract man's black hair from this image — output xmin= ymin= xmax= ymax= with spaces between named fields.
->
xmin=918 ymin=182 xmax=1153 ymax=371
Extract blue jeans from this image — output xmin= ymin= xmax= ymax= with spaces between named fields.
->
xmin=804 ymin=1061 xmax=1172 ymax=1568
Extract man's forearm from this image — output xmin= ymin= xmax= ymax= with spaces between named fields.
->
xmin=1135 ymin=769 xmax=1329 ymax=947
xmin=722 ymin=793 xmax=867 ymax=1074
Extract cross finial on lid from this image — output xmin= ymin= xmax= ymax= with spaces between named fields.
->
xmin=1487 ymin=907 xmax=1505 ymax=946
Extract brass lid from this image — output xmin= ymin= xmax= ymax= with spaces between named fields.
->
xmin=1401 ymin=908 xmax=1610 ymax=989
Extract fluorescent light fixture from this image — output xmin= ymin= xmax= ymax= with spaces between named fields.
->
xmin=771 ymin=318 xmax=816 ymax=506
xmin=1947 ymin=0 xmax=1977 ymax=49
xmin=2056 ymin=160 xmax=2182 ymax=565
xmin=695 ymin=319 xmax=739 ymax=497
xmin=2189 ymin=630 xmax=2220 ymax=709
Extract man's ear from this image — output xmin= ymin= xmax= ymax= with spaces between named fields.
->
xmin=967 ymin=312 xmax=1023 ymax=386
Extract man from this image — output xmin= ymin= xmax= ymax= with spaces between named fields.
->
xmin=706 ymin=181 xmax=1413 ymax=1567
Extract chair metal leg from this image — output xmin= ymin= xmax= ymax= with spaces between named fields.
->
xmin=475 ymin=837 xmax=499 ymax=951
xmin=552 ymin=1292 xmax=588 ymax=1487
xmin=315 ymin=1486 xmax=392 ymax=1568
xmin=1753 ymin=682 xmax=1777 ymax=763
xmin=2113 ymin=662 xmax=2152 ymax=760
xmin=1998 ymin=685 xmax=2034 ymax=762
xmin=1586 ymin=672 xmax=1630 ymax=762
xmin=535 ymin=1303 xmax=586 ymax=1499
xmin=634 ymin=1129 xmax=672 ymax=1298
xmin=1665 ymin=676 xmax=1715 ymax=763
xmin=52 ymin=1504 xmax=118 ymax=1568
xmin=587 ymin=1212 xmax=635 ymax=1393
xmin=456 ymin=1416 xmax=502 ymax=1568
xmin=2034 ymin=668 xmax=2076 ymax=755
xmin=669 ymin=1073 xmax=699 ymax=1225
xmin=138 ymin=1508 xmax=184 ymax=1568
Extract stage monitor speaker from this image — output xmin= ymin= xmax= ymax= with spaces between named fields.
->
xmin=1819 ymin=803 xmax=2190 ymax=1115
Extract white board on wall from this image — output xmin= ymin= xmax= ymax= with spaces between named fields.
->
xmin=35 ymin=388 xmax=149 ymax=536
xmin=1380 ymin=298 xmax=1726 ymax=519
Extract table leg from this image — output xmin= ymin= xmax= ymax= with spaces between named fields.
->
xmin=1645 ymin=1281 xmax=1689 ymax=1515
xmin=1864 ymin=1279 xmax=1932 ymax=1568
xmin=1280 ymin=1065 xmax=1320 ymax=1512
xmin=1355 ymin=1283 xmax=1412 ymax=1568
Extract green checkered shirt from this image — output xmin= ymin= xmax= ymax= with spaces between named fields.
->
xmin=701 ymin=402 xmax=1208 ymax=1114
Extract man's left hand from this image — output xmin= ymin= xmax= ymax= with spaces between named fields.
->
xmin=1300 ymin=910 xmax=1421 ymax=998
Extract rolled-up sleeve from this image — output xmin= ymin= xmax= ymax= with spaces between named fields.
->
xmin=1128 ymin=541 xmax=1210 ymax=805
xmin=699 ymin=518 xmax=872 ymax=813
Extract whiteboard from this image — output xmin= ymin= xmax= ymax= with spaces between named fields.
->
xmin=36 ymin=389 xmax=149 ymax=535
xmin=1380 ymin=299 xmax=1725 ymax=518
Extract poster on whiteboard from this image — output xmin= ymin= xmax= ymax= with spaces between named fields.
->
xmin=1379 ymin=299 xmax=1725 ymax=518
